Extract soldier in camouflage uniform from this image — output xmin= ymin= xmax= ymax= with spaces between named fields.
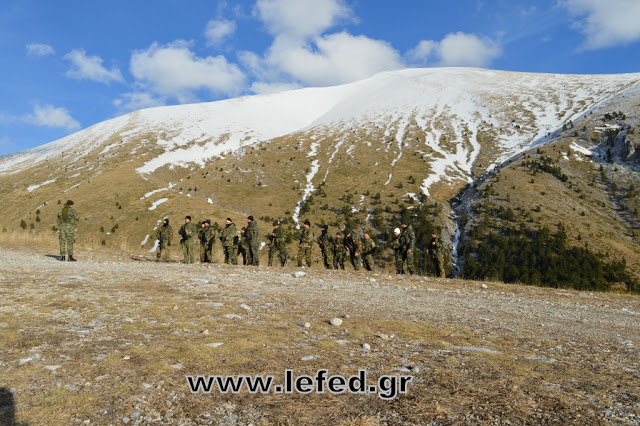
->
xmin=245 ymin=216 xmax=260 ymax=266
xmin=390 ymin=228 xmax=402 ymax=274
xmin=343 ymin=229 xmax=361 ymax=271
xmin=179 ymin=216 xmax=198 ymax=264
xmin=268 ymin=221 xmax=287 ymax=267
xmin=317 ymin=225 xmax=334 ymax=269
xmin=156 ymin=218 xmax=173 ymax=262
xmin=238 ymin=227 xmax=250 ymax=265
xmin=297 ymin=220 xmax=314 ymax=267
xmin=399 ymin=221 xmax=416 ymax=274
xmin=361 ymin=231 xmax=376 ymax=271
xmin=198 ymin=220 xmax=215 ymax=263
xmin=57 ymin=200 xmax=79 ymax=261
xmin=427 ymin=232 xmax=446 ymax=278
xmin=333 ymin=232 xmax=347 ymax=270
xmin=220 ymin=218 xmax=238 ymax=265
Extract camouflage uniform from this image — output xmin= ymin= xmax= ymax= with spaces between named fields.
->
xmin=344 ymin=231 xmax=361 ymax=271
xmin=297 ymin=223 xmax=314 ymax=267
xmin=198 ymin=223 xmax=215 ymax=263
xmin=399 ymin=224 xmax=416 ymax=274
xmin=317 ymin=228 xmax=334 ymax=269
xmin=238 ymin=228 xmax=250 ymax=265
xmin=156 ymin=220 xmax=173 ymax=261
xmin=333 ymin=234 xmax=347 ymax=270
xmin=57 ymin=203 xmax=79 ymax=258
xmin=268 ymin=224 xmax=288 ymax=267
xmin=220 ymin=222 xmax=238 ymax=265
xmin=179 ymin=220 xmax=198 ymax=264
xmin=390 ymin=233 xmax=402 ymax=274
xmin=245 ymin=219 xmax=260 ymax=266
xmin=428 ymin=236 xmax=446 ymax=278
xmin=362 ymin=236 xmax=376 ymax=271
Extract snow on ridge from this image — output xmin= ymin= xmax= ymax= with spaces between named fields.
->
xmin=27 ymin=179 xmax=56 ymax=192
xmin=148 ymin=198 xmax=169 ymax=211
xmin=140 ymin=188 xmax=168 ymax=199
xmin=2 ymin=68 xmax=639 ymax=182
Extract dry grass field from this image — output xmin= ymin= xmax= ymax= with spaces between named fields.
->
xmin=1 ymin=239 xmax=639 ymax=425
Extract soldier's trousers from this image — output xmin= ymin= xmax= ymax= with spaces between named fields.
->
xmin=59 ymin=225 xmax=75 ymax=256
xmin=248 ymin=242 xmax=260 ymax=266
xmin=394 ymin=254 xmax=402 ymax=274
xmin=401 ymin=251 xmax=415 ymax=274
xmin=333 ymin=252 xmax=346 ymax=270
xmin=238 ymin=246 xmax=249 ymax=265
xmin=349 ymin=252 xmax=360 ymax=271
xmin=432 ymin=256 xmax=445 ymax=278
xmin=321 ymin=250 xmax=333 ymax=269
xmin=157 ymin=242 xmax=171 ymax=261
xmin=269 ymin=244 xmax=287 ymax=266
xmin=297 ymin=246 xmax=312 ymax=267
xmin=200 ymin=243 xmax=211 ymax=263
xmin=223 ymin=246 xmax=238 ymax=265
xmin=363 ymin=254 xmax=374 ymax=271
xmin=182 ymin=239 xmax=195 ymax=264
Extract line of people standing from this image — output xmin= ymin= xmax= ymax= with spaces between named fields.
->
xmin=154 ymin=215 xmax=447 ymax=277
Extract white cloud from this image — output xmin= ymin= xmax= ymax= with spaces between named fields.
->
xmin=205 ymin=19 xmax=236 ymax=45
xmin=559 ymin=0 xmax=640 ymax=50
xmin=129 ymin=41 xmax=246 ymax=102
xmin=407 ymin=32 xmax=502 ymax=68
xmin=406 ymin=40 xmax=437 ymax=64
xmin=26 ymin=43 xmax=55 ymax=56
xmin=113 ymin=92 xmax=166 ymax=112
xmin=64 ymin=49 xmax=124 ymax=84
xmin=24 ymin=104 xmax=81 ymax=131
xmin=254 ymin=0 xmax=352 ymax=40
xmin=268 ymin=32 xmax=403 ymax=86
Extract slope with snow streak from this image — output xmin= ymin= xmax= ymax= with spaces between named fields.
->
xmin=2 ymin=68 xmax=638 ymax=200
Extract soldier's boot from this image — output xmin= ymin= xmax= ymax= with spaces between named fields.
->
xmin=68 ymin=255 xmax=77 ymax=262
xmin=60 ymin=255 xmax=66 ymax=261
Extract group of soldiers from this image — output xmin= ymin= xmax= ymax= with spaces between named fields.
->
xmin=54 ymin=199 xmax=446 ymax=276
xmin=153 ymin=215 xmax=447 ymax=277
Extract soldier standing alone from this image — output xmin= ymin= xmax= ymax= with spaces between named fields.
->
xmin=220 ymin=218 xmax=238 ymax=265
xmin=317 ymin=225 xmax=334 ymax=269
xmin=245 ymin=216 xmax=260 ymax=266
xmin=179 ymin=216 xmax=198 ymax=264
xmin=427 ymin=232 xmax=446 ymax=278
xmin=57 ymin=200 xmax=79 ymax=261
xmin=297 ymin=220 xmax=314 ymax=267
xmin=362 ymin=231 xmax=376 ymax=271
xmin=156 ymin=218 xmax=173 ymax=262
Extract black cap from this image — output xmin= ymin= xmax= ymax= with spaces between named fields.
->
xmin=344 ymin=228 xmax=351 ymax=235
xmin=304 ymin=220 xmax=310 ymax=226
xmin=321 ymin=225 xmax=328 ymax=230
xmin=66 ymin=200 xmax=74 ymax=206
xmin=185 ymin=215 xmax=191 ymax=221
xmin=163 ymin=218 xmax=169 ymax=224
xmin=336 ymin=232 xmax=342 ymax=237
xmin=226 ymin=217 xmax=232 ymax=222
xmin=248 ymin=215 xmax=254 ymax=221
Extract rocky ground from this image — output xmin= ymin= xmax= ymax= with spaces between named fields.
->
xmin=1 ymin=244 xmax=639 ymax=425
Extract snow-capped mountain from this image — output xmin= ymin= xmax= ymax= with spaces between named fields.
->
xmin=1 ymin=67 xmax=639 ymax=279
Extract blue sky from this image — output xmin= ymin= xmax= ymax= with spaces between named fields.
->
xmin=1 ymin=0 xmax=640 ymax=156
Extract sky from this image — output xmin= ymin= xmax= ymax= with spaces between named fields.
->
xmin=1 ymin=0 xmax=640 ymax=156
